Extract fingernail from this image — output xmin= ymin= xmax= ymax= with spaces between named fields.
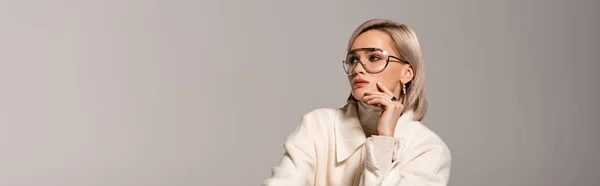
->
xmin=377 ymin=82 xmax=382 ymax=85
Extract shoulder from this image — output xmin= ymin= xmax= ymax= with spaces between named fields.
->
xmin=393 ymin=119 xmax=451 ymax=174
xmin=300 ymin=107 xmax=339 ymax=121
xmin=287 ymin=107 xmax=341 ymax=139
xmin=397 ymin=119 xmax=451 ymax=160
xmin=296 ymin=107 xmax=341 ymax=130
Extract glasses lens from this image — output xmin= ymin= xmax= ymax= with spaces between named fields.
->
xmin=343 ymin=49 xmax=388 ymax=74
xmin=343 ymin=54 xmax=359 ymax=74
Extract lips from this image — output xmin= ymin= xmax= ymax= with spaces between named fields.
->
xmin=353 ymin=78 xmax=369 ymax=85
xmin=352 ymin=78 xmax=369 ymax=87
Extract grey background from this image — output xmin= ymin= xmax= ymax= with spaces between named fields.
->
xmin=0 ymin=0 xmax=598 ymax=185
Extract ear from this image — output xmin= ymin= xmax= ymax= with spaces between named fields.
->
xmin=400 ymin=64 xmax=414 ymax=84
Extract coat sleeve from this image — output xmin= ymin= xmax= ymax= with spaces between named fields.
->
xmin=262 ymin=115 xmax=318 ymax=186
xmin=359 ymin=133 xmax=451 ymax=186
xmin=365 ymin=136 xmax=396 ymax=174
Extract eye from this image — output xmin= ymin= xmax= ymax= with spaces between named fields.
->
xmin=348 ymin=56 xmax=360 ymax=63
xmin=369 ymin=55 xmax=382 ymax=61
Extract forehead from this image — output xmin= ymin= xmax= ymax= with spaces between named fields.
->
xmin=349 ymin=30 xmax=396 ymax=55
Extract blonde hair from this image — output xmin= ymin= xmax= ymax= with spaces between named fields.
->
xmin=347 ymin=19 xmax=428 ymax=121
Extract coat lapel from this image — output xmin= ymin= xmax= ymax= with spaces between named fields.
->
xmin=335 ymin=100 xmax=366 ymax=163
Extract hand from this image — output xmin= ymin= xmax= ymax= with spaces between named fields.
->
xmin=362 ymin=82 xmax=405 ymax=136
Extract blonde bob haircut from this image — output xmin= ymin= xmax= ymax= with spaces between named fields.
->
xmin=346 ymin=19 xmax=428 ymax=121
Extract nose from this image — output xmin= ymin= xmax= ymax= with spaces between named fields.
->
xmin=351 ymin=62 xmax=367 ymax=75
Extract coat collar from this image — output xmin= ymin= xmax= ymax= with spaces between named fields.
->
xmin=334 ymin=95 xmax=415 ymax=163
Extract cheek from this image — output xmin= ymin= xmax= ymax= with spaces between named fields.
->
xmin=377 ymin=69 xmax=402 ymax=88
xmin=384 ymin=66 xmax=403 ymax=81
xmin=373 ymin=72 xmax=395 ymax=84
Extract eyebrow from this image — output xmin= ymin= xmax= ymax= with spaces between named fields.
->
xmin=347 ymin=48 xmax=382 ymax=56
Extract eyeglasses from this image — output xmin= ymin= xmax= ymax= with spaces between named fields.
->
xmin=342 ymin=48 xmax=409 ymax=75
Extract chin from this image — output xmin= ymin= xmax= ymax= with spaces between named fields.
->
xmin=351 ymin=88 xmax=370 ymax=101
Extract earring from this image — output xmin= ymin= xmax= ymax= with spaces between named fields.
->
xmin=402 ymin=84 xmax=406 ymax=95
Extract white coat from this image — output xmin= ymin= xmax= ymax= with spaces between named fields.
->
xmin=263 ymin=100 xmax=451 ymax=186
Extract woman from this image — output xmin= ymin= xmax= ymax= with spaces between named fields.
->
xmin=263 ymin=19 xmax=451 ymax=186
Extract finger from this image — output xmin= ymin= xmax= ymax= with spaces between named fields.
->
xmin=366 ymin=97 xmax=392 ymax=107
xmin=364 ymin=92 xmax=393 ymax=103
xmin=364 ymin=91 xmax=388 ymax=97
xmin=366 ymin=93 xmax=403 ymax=106
xmin=363 ymin=92 xmax=389 ymax=101
xmin=369 ymin=98 xmax=392 ymax=111
xmin=376 ymin=82 xmax=395 ymax=97
xmin=363 ymin=90 xmax=375 ymax=97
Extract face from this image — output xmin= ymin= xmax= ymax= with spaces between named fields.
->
xmin=347 ymin=30 xmax=413 ymax=101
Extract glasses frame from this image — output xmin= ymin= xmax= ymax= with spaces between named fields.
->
xmin=342 ymin=47 xmax=409 ymax=75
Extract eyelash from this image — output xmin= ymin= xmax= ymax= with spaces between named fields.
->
xmin=348 ymin=55 xmax=384 ymax=63
xmin=369 ymin=55 xmax=381 ymax=61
